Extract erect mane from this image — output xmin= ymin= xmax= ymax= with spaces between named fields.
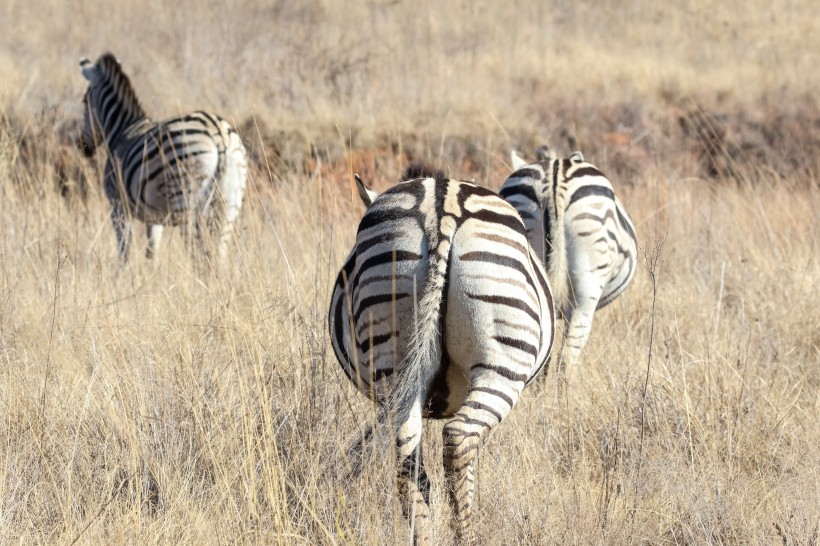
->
xmin=93 ymin=52 xmax=146 ymax=119
xmin=401 ymin=161 xmax=446 ymax=182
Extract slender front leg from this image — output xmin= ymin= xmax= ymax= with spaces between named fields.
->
xmin=146 ymin=224 xmax=164 ymax=259
xmin=110 ymin=201 xmax=132 ymax=263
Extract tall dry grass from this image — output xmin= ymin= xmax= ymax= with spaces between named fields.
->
xmin=1 ymin=1 xmax=819 ymax=544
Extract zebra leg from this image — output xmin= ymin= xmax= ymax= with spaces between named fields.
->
xmin=560 ymin=288 xmax=601 ymax=372
xmin=443 ymin=384 xmax=516 ymax=545
xmin=195 ymin=213 xmax=211 ymax=259
xmin=345 ymin=423 xmax=374 ymax=477
xmin=395 ymin=400 xmax=432 ymax=546
xmin=180 ymin=212 xmax=207 ymax=263
xmin=145 ymin=224 xmax=164 ymax=259
xmin=213 ymin=202 xmax=241 ymax=264
xmin=205 ymin=195 xmax=232 ymax=265
xmin=210 ymin=186 xmax=245 ymax=264
xmin=110 ymin=202 xmax=132 ymax=263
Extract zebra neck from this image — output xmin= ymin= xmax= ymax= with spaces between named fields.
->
xmin=90 ymin=80 xmax=147 ymax=153
xmin=104 ymin=114 xmax=150 ymax=152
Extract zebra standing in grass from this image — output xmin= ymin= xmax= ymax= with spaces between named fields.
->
xmin=501 ymin=149 xmax=637 ymax=368
xmin=79 ymin=53 xmax=247 ymax=263
xmin=329 ymin=165 xmax=555 ymax=544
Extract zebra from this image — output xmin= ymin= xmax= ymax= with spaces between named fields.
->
xmin=78 ymin=52 xmax=248 ymax=263
xmin=501 ymin=148 xmax=637 ymax=369
xmin=328 ymin=164 xmax=555 ymax=544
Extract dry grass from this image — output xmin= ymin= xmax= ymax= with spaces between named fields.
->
xmin=1 ymin=1 xmax=819 ymax=544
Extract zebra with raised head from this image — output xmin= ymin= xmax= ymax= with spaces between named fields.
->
xmin=329 ymin=164 xmax=555 ymax=544
xmin=78 ymin=52 xmax=247 ymax=263
xmin=501 ymin=148 xmax=637 ymax=369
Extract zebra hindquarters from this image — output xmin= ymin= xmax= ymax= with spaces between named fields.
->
xmin=439 ymin=219 xmax=549 ymax=544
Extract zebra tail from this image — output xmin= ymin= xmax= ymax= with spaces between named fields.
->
xmin=547 ymin=195 xmax=569 ymax=309
xmin=389 ymin=209 xmax=455 ymax=429
xmin=541 ymin=164 xmax=569 ymax=309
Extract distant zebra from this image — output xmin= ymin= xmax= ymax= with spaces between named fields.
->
xmin=501 ymin=149 xmax=637 ymax=367
xmin=329 ymin=165 xmax=555 ymax=544
xmin=79 ymin=53 xmax=247 ymax=262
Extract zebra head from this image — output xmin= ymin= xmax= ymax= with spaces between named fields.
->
xmin=354 ymin=174 xmax=378 ymax=208
xmin=78 ymin=53 xmax=145 ymax=158
xmin=78 ymin=57 xmax=104 ymax=157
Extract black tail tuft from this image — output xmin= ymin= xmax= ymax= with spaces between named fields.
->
xmin=401 ymin=161 xmax=446 ymax=182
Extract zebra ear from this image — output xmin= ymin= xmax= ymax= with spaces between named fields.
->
xmin=569 ymin=151 xmax=585 ymax=162
xmin=510 ymin=149 xmax=529 ymax=170
xmin=354 ymin=174 xmax=378 ymax=208
xmin=79 ymin=57 xmax=99 ymax=83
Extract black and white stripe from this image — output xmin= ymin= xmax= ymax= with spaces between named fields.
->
xmin=329 ymin=166 xmax=555 ymax=544
xmin=501 ymin=149 xmax=638 ymax=366
xmin=79 ymin=53 xmax=247 ymax=262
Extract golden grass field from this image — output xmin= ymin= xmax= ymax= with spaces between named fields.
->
xmin=1 ymin=0 xmax=819 ymax=544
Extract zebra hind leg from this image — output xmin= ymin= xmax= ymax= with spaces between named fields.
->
xmin=206 ymin=186 xmax=243 ymax=266
xmin=395 ymin=400 xmax=432 ymax=545
xmin=442 ymin=384 xmax=515 ymax=545
xmin=344 ymin=422 xmax=374 ymax=477
xmin=178 ymin=212 xmax=212 ymax=276
xmin=206 ymin=200 xmax=230 ymax=265
xmin=560 ymin=290 xmax=601 ymax=381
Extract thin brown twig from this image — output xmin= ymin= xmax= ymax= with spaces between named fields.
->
xmin=630 ymin=229 xmax=666 ymax=521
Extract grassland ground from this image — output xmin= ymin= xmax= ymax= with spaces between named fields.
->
xmin=1 ymin=0 xmax=819 ymax=544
